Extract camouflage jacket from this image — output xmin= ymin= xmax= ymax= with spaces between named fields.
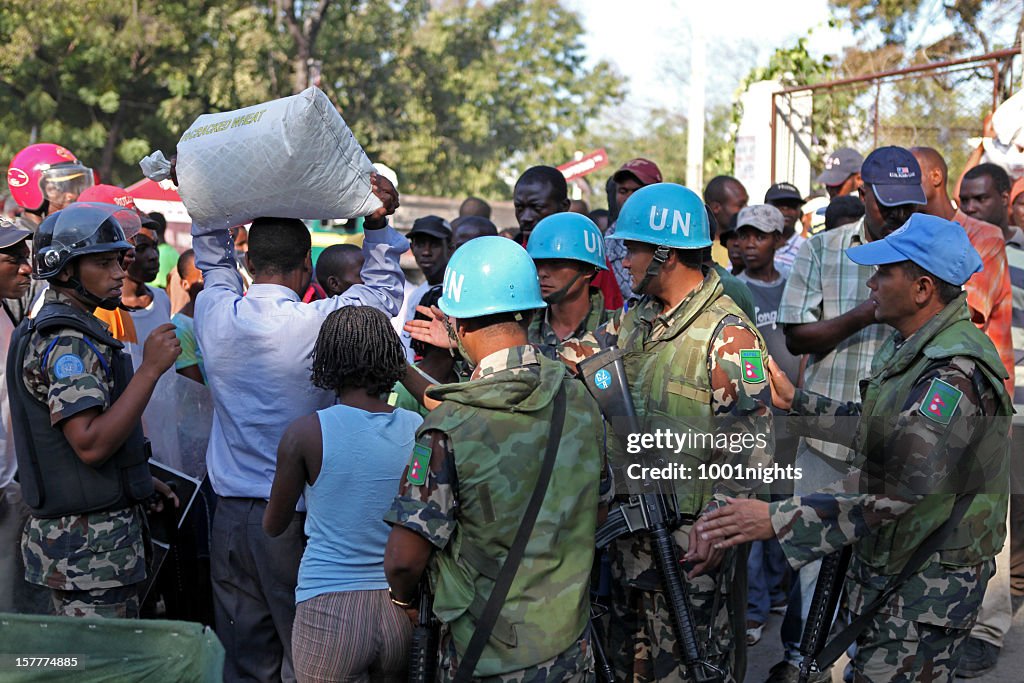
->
xmin=20 ymin=289 xmax=147 ymax=591
xmin=385 ymin=345 xmax=605 ymax=676
xmin=600 ymin=268 xmax=774 ymax=589
xmin=528 ymin=289 xmax=618 ymax=374
xmin=771 ymin=295 xmax=1011 ymax=627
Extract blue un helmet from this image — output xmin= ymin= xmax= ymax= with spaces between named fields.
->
xmin=526 ymin=213 xmax=608 ymax=270
xmin=439 ymin=236 xmax=546 ymax=319
xmin=609 ymin=183 xmax=711 ymax=249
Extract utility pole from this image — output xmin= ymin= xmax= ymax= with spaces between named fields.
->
xmin=685 ymin=18 xmax=707 ymax=191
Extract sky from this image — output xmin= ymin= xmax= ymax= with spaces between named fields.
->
xmin=565 ymin=0 xmax=856 ymax=114
xmin=566 ymin=1 xmax=1012 ymax=118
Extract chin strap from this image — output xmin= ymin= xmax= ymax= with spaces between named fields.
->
xmin=28 ymin=202 xmax=48 ymax=220
xmin=631 ymin=246 xmax=671 ymax=296
xmin=542 ymin=270 xmax=590 ymax=305
xmin=441 ymin=314 xmax=475 ymax=369
xmin=52 ymin=263 xmax=120 ymax=311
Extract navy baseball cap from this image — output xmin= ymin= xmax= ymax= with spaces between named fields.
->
xmin=408 ymin=215 xmax=452 ymax=240
xmin=845 ymin=213 xmax=981 ymax=286
xmin=764 ymin=182 xmax=804 ymax=205
xmin=860 ymin=146 xmax=926 ymax=207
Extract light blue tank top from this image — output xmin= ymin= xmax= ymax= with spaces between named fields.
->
xmin=295 ymin=404 xmax=423 ymax=603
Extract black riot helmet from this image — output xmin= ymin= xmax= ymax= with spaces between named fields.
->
xmin=34 ymin=202 xmax=136 ymax=310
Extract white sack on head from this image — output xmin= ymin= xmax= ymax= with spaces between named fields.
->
xmin=174 ymin=87 xmax=383 ymax=234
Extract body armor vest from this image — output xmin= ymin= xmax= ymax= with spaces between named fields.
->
xmin=853 ymin=296 xmax=1011 ymax=573
xmin=423 ymin=355 xmax=603 ymax=676
xmin=615 ymin=269 xmax=763 ymax=515
xmin=9 ymin=301 xmax=152 ymax=518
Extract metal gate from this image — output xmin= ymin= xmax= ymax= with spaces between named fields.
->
xmin=771 ymin=48 xmax=1022 ymax=185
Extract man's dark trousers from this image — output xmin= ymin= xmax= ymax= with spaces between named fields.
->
xmin=212 ymin=497 xmax=305 ymax=683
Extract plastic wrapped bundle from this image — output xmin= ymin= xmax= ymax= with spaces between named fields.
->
xmin=173 ymin=87 xmax=382 ymax=233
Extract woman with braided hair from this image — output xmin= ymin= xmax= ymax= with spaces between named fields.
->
xmin=265 ymin=305 xmax=422 ymax=682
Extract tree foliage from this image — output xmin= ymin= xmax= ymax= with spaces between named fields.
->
xmin=830 ymin=0 xmax=1023 ymax=53
xmin=0 ymin=0 xmax=622 ymax=198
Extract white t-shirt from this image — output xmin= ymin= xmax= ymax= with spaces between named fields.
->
xmin=392 ymin=280 xmax=430 ymax=363
xmin=126 ymin=286 xmax=172 ymax=371
xmin=0 ymin=310 xmax=16 ymax=489
xmin=125 ymin=286 xmax=179 ymax=464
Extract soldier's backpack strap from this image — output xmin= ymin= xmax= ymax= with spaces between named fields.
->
xmin=452 ymin=383 xmax=568 ymax=683
xmin=813 ymin=493 xmax=976 ymax=670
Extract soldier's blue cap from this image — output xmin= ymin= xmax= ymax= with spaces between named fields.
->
xmin=845 ymin=213 xmax=982 ymax=286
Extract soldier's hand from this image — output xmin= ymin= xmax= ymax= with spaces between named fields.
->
xmin=694 ymin=497 xmax=774 ymax=550
xmin=683 ymin=524 xmax=725 ymax=578
xmin=147 ymin=477 xmax=180 ymax=513
xmin=404 ymin=305 xmax=457 ymax=350
xmin=767 ymin=356 xmax=795 ymax=411
xmin=365 ymin=173 xmax=400 ymax=228
xmin=141 ymin=323 xmax=182 ymax=376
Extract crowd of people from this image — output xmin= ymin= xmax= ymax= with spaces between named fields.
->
xmin=0 ymin=130 xmax=1022 ymax=683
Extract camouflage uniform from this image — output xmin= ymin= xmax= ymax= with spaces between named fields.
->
xmin=19 ymin=289 xmax=147 ymax=618
xmin=438 ymin=628 xmax=595 ymax=683
xmin=770 ymin=294 xmax=1011 ymax=682
xmin=385 ymin=345 xmax=607 ymax=681
xmin=528 ymin=290 xmax=618 ymax=374
xmin=600 ymin=268 xmax=773 ymax=683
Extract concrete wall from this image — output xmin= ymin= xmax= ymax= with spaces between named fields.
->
xmin=391 ymin=195 xmax=517 ymax=231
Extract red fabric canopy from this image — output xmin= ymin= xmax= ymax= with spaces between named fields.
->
xmin=125 ymin=178 xmax=182 ymax=202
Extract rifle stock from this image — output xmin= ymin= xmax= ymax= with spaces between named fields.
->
xmin=578 ymin=348 xmax=724 ymax=683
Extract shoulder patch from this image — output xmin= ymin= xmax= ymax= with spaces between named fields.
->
xmin=52 ymin=353 xmax=85 ymax=379
xmin=739 ymin=349 xmax=765 ymax=384
xmin=919 ymin=378 xmax=963 ymax=425
xmin=406 ymin=442 xmax=432 ymax=486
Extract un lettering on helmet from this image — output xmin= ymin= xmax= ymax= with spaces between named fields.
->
xmin=583 ymin=230 xmax=601 ymax=257
xmin=444 ymin=268 xmax=464 ymax=303
xmin=648 ymin=206 xmax=691 ymax=236
xmin=173 ymin=87 xmax=383 ymax=234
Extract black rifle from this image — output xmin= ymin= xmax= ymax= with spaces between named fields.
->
xmin=408 ymin=582 xmax=439 ymax=683
xmin=589 ymin=604 xmax=615 ymax=683
xmin=578 ymin=347 xmax=724 ymax=683
xmin=797 ymin=546 xmax=851 ymax=683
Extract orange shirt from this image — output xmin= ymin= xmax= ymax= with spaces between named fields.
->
xmin=953 ymin=210 xmax=1014 ymax=397
xmin=92 ymin=307 xmax=138 ymax=344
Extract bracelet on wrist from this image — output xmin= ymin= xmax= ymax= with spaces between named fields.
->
xmin=388 ymin=588 xmax=414 ymax=608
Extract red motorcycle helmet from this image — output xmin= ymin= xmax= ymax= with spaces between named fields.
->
xmin=7 ymin=143 xmax=93 ymax=213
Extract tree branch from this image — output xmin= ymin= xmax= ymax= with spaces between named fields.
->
xmin=277 ymin=0 xmax=303 ymax=45
xmin=304 ymin=0 xmax=333 ymax=49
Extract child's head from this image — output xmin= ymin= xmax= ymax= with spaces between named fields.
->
xmin=177 ymin=249 xmax=204 ymax=299
xmin=310 ymin=306 xmax=406 ymax=397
